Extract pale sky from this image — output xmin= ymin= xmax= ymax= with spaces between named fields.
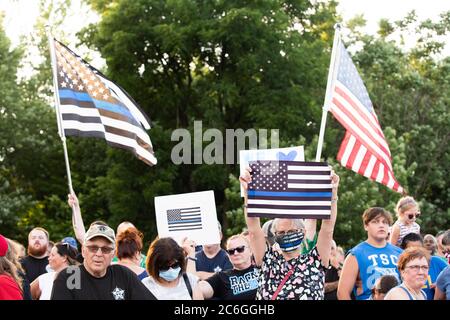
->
xmin=338 ymin=0 xmax=450 ymax=30
xmin=0 ymin=0 xmax=449 ymax=72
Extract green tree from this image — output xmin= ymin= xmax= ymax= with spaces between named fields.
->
xmin=79 ymin=0 xmax=339 ymax=240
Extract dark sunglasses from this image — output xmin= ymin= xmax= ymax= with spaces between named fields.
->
xmin=226 ymin=245 xmax=246 ymax=255
xmin=408 ymin=212 xmax=421 ymax=219
xmin=161 ymin=261 xmax=180 ymax=271
xmin=85 ymin=245 xmax=114 ymax=254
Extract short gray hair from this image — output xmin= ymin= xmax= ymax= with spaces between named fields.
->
xmin=270 ymin=218 xmax=305 ymax=235
xmin=442 ymin=230 xmax=450 ymax=246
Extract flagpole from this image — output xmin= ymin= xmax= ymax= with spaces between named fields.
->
xmin=315 ymin=23 xmax=342 ymax=162
xmin=46 ymin=27 xmax=74 ymax=194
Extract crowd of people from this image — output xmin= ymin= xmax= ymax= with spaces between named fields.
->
xmin=0 ymin=168 xmax=449 ymax=300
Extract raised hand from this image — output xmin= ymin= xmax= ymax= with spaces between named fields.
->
xmin=68 ymin=192 xmax=79 ymax=209
xmin=239 ymin=167 xmax=252 ymax=191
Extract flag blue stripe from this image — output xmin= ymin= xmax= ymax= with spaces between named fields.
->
xmin=168 ymin=218 xmax=201 ymax=224
xmin=58 ymin=89 xmax=134 ymax=119
xmin=248 ymin=191 xmax=332 ymax=197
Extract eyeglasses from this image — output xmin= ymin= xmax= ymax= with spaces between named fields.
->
xmin=405 ymin=265 xmax=429 ymax=272
xmin=274 ymin=229 xmax=299 ymax=237
xmin=161 ymin=262 xmax=180 ymax=271
xmin=226 ymin=245 xmax=246 ymax=255
xmin=407 ymin=212 xmax=421 ymax=220
xmin=85 ymin=245 xmax=114 ymax=254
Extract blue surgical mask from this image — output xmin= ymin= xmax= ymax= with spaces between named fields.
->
xmin=275 ymin=231 xmax=304 ymax=252
xmin=159 ymin=266 xmax=181 ymax=281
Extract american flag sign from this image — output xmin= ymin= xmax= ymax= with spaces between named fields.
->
xmin=247 ymin=161 xmax=332 ymax=219
xmin=328 ymin=41 xmax=402 ymax=193
xmin=52 ymin=39 xmax=157 ymax=166
xmin=167 ymin=207 xmax=202 ymax=232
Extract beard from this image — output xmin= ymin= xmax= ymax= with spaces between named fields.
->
xmin=28 ymin=243 xmax=48 ymax=257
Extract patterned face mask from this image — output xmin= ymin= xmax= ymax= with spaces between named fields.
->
xmin=274 ymin=231 xmax=305 ymax=252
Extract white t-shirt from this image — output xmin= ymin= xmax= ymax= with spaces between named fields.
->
xmin=141 ymin=273 xmax=198 ymax=300
xmin=38 ymin=271 xmax=56 ymax=300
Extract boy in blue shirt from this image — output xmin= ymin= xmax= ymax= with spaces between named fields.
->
xmin=337 ymin=207 xmax=403 ymax=300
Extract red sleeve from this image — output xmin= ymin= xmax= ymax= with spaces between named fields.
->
xmin=0 ymin=275 xmax=23 ymax=300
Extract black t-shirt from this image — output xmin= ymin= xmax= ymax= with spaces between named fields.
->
xmin=51 ymin=264 xmax=156 ymax=300
xmin=206 ymin=265 xmax=259 ymax=300
xmin=18 ymin=271 xmax=32 ymax=300
xmin=20 ymin=255 xmax=49 ymax=283
xmin=324 ymin=265 xmax=339 ymax=300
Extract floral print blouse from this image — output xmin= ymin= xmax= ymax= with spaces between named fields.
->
xmin=256 ymin=246 xmax=326 ymax=300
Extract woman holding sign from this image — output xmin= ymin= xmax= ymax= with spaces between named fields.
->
xmin=239 ymin=165 xmax=339 ymax=300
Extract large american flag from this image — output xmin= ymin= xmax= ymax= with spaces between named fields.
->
xmin=247 ymin=161 xmax=332 ymax=219
xmin=53 ymin=39 xmax=157 ymax=166
xmin=328 ymin=42 xmax=403 ymax=193
xmin=167 ymin=207 xmax=203 ymax=232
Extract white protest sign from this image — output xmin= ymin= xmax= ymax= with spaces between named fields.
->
xmin=239 ymin=146 xmax=305 ymax=196
xmin=154 ymin=190 xmax=220 ymax=245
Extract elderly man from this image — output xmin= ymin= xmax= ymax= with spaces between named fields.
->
xmin=21 ymin=227 xmax=50 ymax=283
xmin=51 ymin=224 xmax=156 ymax=300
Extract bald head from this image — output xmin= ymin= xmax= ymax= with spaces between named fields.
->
xmin=117 ymin=221 xmax=136 ymax=235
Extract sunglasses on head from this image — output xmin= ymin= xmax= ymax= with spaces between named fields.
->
xmin=226 ymin=245 xmax=246 ymax=255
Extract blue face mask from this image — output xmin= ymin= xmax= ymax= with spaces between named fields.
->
xmin=159 ymin=266 xmax=181 ymax=281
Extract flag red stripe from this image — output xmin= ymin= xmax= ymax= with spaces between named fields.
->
xmin=337 ymin=131 xmax=351 ymax=161
xmin=382 ymin=165 xmax=389 ymax=186
xmin=347 ymin=139 xmax=361 ymax=169
xmin=358 ymin=149 xmax=372 ymax=175
xmin=370 ymin=162 xmax=380 ymax=181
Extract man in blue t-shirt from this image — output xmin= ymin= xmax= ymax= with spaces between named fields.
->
xmin=338 ymin=207 xmax=403 ymax=300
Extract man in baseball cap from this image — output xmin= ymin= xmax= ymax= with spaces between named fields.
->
xmin=83 ymin=224 xmax=116 ymax=245
xmin=51 ymin=223 xmax=155 ymax=300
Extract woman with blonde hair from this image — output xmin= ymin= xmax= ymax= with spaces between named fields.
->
xmin=389 ymin=196 xmax=421 ymax=247
xmin=6 ymin=239 xmax=31 ymax=300
xmin=199 ymin=234 xmax=259 ymax=300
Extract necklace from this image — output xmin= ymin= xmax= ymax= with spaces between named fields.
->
xmin=403 ymin=284 xmax=423 ymax=300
